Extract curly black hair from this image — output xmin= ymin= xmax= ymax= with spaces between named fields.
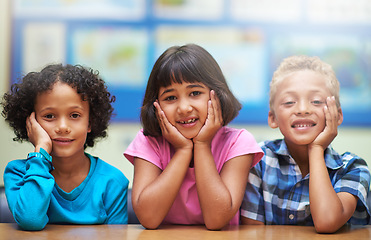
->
xmin=1 ymin=64 xmax=115 ymax=148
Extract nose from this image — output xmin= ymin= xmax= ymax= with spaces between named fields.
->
xmin=177 ymin=98 xmax=193 ymax=114
xmin=296 ymin=100 xmax=311 ymax=115
xmin=55 ymin=118 xmax=71 ymax=134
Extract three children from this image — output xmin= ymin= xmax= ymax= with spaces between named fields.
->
xmin=1 ymin=49 xmax=369 ymax=233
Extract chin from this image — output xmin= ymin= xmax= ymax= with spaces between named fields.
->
xmin=180 ymin=132 xmax=198 ymax=140
xmin=294 ymin=138 xmax=317 ymax=146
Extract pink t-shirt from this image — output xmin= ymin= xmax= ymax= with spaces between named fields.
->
xmin=124 ymin=126 xmax=263 ymax=225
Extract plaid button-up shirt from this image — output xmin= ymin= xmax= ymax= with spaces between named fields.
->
xmin=241 ymin=139 xmax=370 ymax=225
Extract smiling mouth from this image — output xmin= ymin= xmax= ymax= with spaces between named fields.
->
xmin=54 ymin=139 xmax=73 ymax=142
xmin=178 ymin=119 xmax=197 ymax=124
xmin=292 ymin=123 xmax=316 ymax=128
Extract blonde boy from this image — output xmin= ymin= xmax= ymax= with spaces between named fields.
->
xmin=241 ymin=55 xmax=370 ymax=233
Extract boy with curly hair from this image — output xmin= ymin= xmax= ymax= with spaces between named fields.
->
xmin=1 ymin=64 xmax=129 ymax=230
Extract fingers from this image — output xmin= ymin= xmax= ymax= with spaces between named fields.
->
xmin=208 ymin=90 xmax=223 ymax=126
xmin=323 ymin=96 xmax=338 ymax=140
xmin=325 ymin=96 xmax=338 ymax=128
xmin=26 ymin=112 xmax=36 ymax=137
xmin=26 ymin=112 xmax=53 ymax=153
xmin=153 ymin=101 xmax=168 ymax=134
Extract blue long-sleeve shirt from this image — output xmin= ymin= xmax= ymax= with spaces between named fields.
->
xmin=4 ymin=152 xmax=129 ymax=230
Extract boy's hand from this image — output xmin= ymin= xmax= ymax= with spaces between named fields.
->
xmin=309 ymin=96 xmax=339 ymax=151
xmin=26 ymin=112 xmax=52 ymax=154
xmin=193 ymin=90 xmax=223 ymax=146
xmin=154 ymin=101 xmax=193 ymax=150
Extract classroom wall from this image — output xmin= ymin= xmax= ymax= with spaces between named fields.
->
xmin=1 ymin=0 xmax=371 ymax=187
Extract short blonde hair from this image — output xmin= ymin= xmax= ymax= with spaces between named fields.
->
xmin=269 ymin=55 xmax=340 ymax=112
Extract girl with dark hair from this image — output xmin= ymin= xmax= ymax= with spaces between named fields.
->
xmin=125 ymin=44 xmax=263 ymax=230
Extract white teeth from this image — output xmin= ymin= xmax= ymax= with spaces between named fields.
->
xmin=294 ymin=124 xmax=312 ymax=128
xmin=180 ymin=119 xmax=196 ymax=124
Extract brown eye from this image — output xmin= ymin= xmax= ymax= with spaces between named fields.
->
xmin=190 ymin=91 xmax=201 ymax=97
xmin=164 ymin=96 xmax=176 ymax=101
xmin=44 ymin=114 xmax=54 ymax=119
xmin=71 ymin=113 xmax=80 ymax=119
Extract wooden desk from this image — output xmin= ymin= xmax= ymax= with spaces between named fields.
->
xmin=1 ymin=223 xmax=370 ymax=240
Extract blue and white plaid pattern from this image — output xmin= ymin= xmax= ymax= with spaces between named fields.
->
xmin=241 ymin=139 xmax=371 ymax=225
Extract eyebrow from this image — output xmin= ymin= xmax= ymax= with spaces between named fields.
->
xmin=159 ymin=83 xmax=206 ymax=97
xmin=281 ymin=89 xmax=326 ymax=96
xmin=38 ymin=105 xmax=86 ymax=113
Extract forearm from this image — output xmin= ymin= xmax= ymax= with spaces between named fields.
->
xmin=4 ymin=156 xmax=54 ymax=230
xmin=133 ymin=149 xmax=192 ymax=229
xmin=308 ymin=146 xmax=350 ymax=233
xmin=193 ymin=143 xmax=238 ymax=230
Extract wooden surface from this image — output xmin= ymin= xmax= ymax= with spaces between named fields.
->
xmin=1 ymin=223 xmax=370 ymax=240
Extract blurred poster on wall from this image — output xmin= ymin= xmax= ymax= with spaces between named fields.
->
xmin=22 ymin=22 xmax=66 ymax=73
xmin=153 ymin=0 xmax=224 ymax=20
xmin=13 ymin=0 xmax=145 ymax=20
xmin=70 ymin=26 xmax=149 ymax=87
xmin=10 ymin=0 xmax=371 ymax=125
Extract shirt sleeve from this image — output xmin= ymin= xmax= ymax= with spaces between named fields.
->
xmin=333 ymin=154 xmax=371 ymax=225
xmin=241 ymin=160 xmax=266 ymax=223
xmin=124 ymin=130 xmax=165 ymax=170
xmin=103 ymin=171 xmax=129 ymax=224
xmin=4 ymin=152 xmax=55 ymax=230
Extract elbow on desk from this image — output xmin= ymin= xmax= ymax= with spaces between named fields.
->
xmin=136 ymin=216 xmax=162 ymax=230
xmin=14 ymin=214 xmax=47 ymax=231
xmin=203 ymin=217 xmax=228 ymax=231
xmin=314 ymin=224 xmax=339 ymax=234
xmin=205 ymin=224 xmax=224 ymax=231
xmin=313 ymin=219 xmax=342 ymax=234
xmin=140 ymin=221 xmax=161 ymax=230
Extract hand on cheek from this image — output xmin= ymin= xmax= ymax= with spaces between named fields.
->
xmin=310 ymin=96 xmax=339 ymax=150
xmin=26 ymin=112 xmax=52 ymax=153
xmin=193 ymin=90 xmax=223 ymax=145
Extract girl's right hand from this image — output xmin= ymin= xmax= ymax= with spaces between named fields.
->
xmin=26 ymin=112 xmax=52 ymax=154
xmin=153 ymin=101 xmax=193 ymax=151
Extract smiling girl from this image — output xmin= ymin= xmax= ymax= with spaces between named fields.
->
xmin=2 ymin=64 xmax=129 ymax=230
xmin=124 ymin=44 xmax=263 ymax=230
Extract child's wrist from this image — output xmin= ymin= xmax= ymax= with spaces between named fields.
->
xmin=35 ymin=144 xmax=52 ymax=155
xmin=308 ymin=144 xmax=326 ymax=154
xmin=27 ymin=147 xmax=53 ymax=164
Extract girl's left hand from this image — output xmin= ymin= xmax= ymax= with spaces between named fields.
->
xmin=309 ymin=96 xmax=340 ymax=151
xmin=193 ymin=90 xmax=223 ymax=145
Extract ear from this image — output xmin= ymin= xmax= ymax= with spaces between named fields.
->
xmin=337 ymin=107 xmax=343 ymax=126
xmin=268 ymin=110 xmax=279 ymax=129
xmin=88 ymin=122 xmax=92 ymax=133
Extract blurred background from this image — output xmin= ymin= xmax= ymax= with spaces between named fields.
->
xmin=1 ymin=0 xmax=371 ymax=187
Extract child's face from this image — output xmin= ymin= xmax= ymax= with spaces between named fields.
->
xmin=158 ymin=81 xmax=210 ymax=139
xmin=34 ymin=82 xmax=91 ymax=159
xmin=268 ymin=70 xmax=340 ymax=146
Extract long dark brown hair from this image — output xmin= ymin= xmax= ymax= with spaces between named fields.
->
xmin=141 ymin=44 xmax=241 ymax=137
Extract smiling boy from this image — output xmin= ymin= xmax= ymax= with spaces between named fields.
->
xmin=241 ymin=55 xmax=370 ymax=233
